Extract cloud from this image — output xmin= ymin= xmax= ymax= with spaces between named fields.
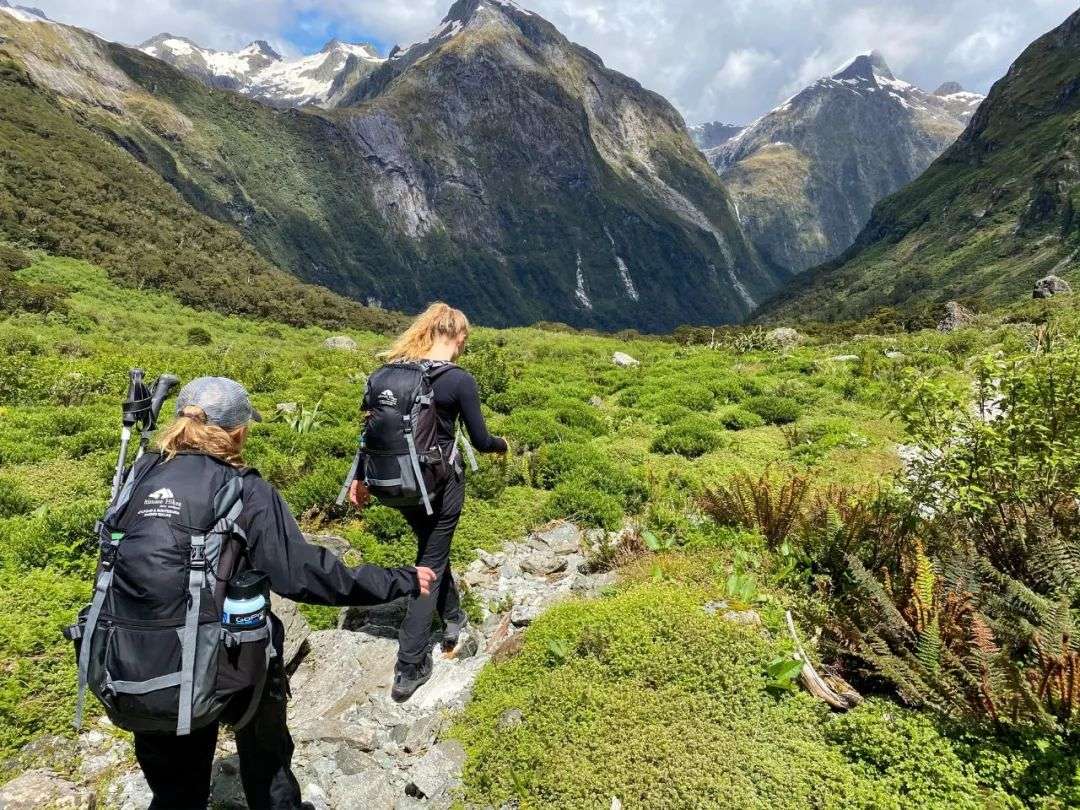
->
xmin=31 ymin=0 xmax=1080 ymax=123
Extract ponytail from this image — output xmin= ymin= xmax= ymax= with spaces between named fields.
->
xmin=156 ymin=406 xmax=246 ymax=467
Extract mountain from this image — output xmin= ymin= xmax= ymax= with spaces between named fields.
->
xmin=710 ymin=51 xmax=982 ymax=276
xmin=758 ymin=10 xmax=1080 ymax=323
xmin=140 ymin=34 xmax=384 ymax=108
xmin=0 ymin=0 xmax=778 ymax=331
xmin=689 ymin=121 xmax=744 ymax=150
xmin=0 ymin=0 xmax=47 ymax=22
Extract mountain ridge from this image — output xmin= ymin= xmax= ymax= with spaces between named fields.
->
xmin=0 ymin=0 xmax=776 ymax=331
xmin=756 ymin=8 xmax=1080 ymax=322
xmin=707 ymin=50 xmax=982 ymax=276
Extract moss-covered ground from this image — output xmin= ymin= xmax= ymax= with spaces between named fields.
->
xmin=1 ymin=253 xmax=1077 ymax=806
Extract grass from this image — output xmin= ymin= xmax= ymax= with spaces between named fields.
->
xmin=4 ymin=250 xmax=1078 ymax=808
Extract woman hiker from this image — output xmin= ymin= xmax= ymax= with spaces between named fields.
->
xmin=98 ymin=377 xmax=436 ymax=809
xmin=349 ymin=303 xmax=508 ymax=702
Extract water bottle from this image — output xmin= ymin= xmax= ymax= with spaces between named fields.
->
xmin=222 ymin=570 xmax=269 ymax=631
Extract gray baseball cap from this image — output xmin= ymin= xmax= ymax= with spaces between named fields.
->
xmin=175 ymin=377 xmax=262 ymax=429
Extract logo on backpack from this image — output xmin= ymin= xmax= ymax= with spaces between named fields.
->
xmin=377 ymin=389 xmax=398 ymax=407
xmin=139 ymin=487 xmax=182 ymax=519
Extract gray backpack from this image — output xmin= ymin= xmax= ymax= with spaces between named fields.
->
xmin=65 ymin=453 xmax=273 ymax=736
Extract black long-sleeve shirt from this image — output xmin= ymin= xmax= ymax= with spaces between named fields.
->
xmin=237 ymin=475 xmax=418 ymax=606
xmin=431 ymin=366 xmax=507 ymax=454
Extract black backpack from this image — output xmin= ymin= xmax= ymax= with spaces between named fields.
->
xmin=65 ymin=453 xmax=272 ymax=736
xmin=338 ymin=361 xmax=476 ymax=515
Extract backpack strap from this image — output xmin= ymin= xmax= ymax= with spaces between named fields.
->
xmin=176 ymin=471 xmax=246 ymax=736
xmin=73 ymin=453 xmax=163 ymax=729
xmin=402 ymin=412 xmax=433 ymax=516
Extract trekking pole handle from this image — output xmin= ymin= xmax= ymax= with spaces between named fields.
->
xmin=147 ymin=374 xmax=180 ymax=431
xmin=336 ymin=445 xmax=364 ymax=507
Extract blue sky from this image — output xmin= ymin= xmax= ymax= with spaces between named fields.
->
xmin=27 ymin=0 xmax=1080 ymax=124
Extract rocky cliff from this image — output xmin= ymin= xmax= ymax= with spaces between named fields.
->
xmin=712 ymin=51 xmax=982 ymax=276
xmin=0 ymin=0 xmax=777 ymax=331
xmin=689 ymin=121 xmax=744 ymax=151
xmin=757 ymin=10 xmax=1080 ymax=322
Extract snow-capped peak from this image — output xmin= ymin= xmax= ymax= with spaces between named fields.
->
xmin=831 ymin=50 xmax=894 ymax=82
xmin=140 ymin=33 xmax=385 ymax=108
xmin=0 ymin=0 xmax=50 ymax=23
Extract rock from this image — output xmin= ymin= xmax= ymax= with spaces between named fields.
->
xmin=530 ymin=522 xmax=583 ymax=555
xmin=289 ymin=631 xmax=398 ymax=726
xmin=764 ymin=327 xmax=803 ymax=349
xmin=292 ymin=719 xmax=379 ymax=751
xmin=884 ymin=351 xmax=906 ymax=360
xmin=702 ymin=600 xmax=729 ymax=616
xmin=405 ymin=741 xmax=466 ymax=801
xmin=491 ymin=632 xmax=526 ymax=664
xmin=476 ymin=549 xmax=504 ymax=569
xmin=323 ymin=335 xmax=358 ymax=351
xmin=937 ymin=300 xmax=975 ymax=332
xmin=611 ymin=799 xmax=624 ymax=810
xmin=589 ymin=395 xmax=604 ymax=407
xmin=612 ymin=351 xmax=640 ymax=368
xmin=500 ymin=559 xmax=522 ymax=579
xmin=391 ymin=713 xmax=444 ymax=754
xmin=275 ymin=402 xmax=298 ymax=415
xmin=272 ymin=594 xmax=312 ymax=670
xmin=722 ymin=610 xmax=763 ymax=627
xmin=520 ymin=552 xmax=567 ymax=576
xmin=106 ymin=769 xmax=153 ymax=810
xmin=330 ymin=769 xmax=398 ymax=810
xmin=1034 ymin=274 xmax=1072 ymax=299
xmin=829 ymin=354 xmax=860 ymax=362
xmin=510 ymin=602 xmax=541 ymax=626
xmin=498 ymin=708 xmax=524 ymax=730
xmin=303 ymin=533 xmax=351 ymax=556
xmin=0 ymin=770 xmax=95 ymax=809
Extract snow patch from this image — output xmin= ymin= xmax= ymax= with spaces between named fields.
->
xmin=0 ymin=1 xmax=49 ymax=23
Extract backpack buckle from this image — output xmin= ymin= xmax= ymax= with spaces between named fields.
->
xmin=190 ymin=545 xmax=207 ymax=569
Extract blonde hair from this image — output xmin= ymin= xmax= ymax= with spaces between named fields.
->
xmin=383 ymin=302 xmax=470 ymax=362
xmin=157 ymin=406 xmax=246 ymax=467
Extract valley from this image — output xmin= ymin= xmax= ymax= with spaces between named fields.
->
xmin=0 ymin=1 xmax=1079 ymax=808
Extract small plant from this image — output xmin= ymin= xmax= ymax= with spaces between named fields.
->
xmin=765 ymin=656 xmax=804 ymax=696
xmin=700 ymin=471 xmax=810 ymax=549
xmin=725 ymin=572 xmax=760 ymax=610
xmin=651 ymin=415 xmax=724 ymax=457
xmin=283 ymin=399 xmax=323 ymax=434
xmin=642 ymin=530 xmax=676 ymax=553
xmin=745 ymin=395 xmax=802 ymax=425
xmin=186 ymin=326 xmax=212 ymax=346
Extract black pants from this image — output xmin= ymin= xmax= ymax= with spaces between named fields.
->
xmin=398 ymin=472 xmax=466 ymax=666
xmin=133 ymin=649 xmax=303 ymax=809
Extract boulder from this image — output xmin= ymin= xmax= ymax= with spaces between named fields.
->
xmin=589 ymin=395 xmax=605 ymax=407
xmin=829 ymin=355 xmax=860 ymax=362
xmin=272 ymin=594 xmax=312 ymax=670
xmin=498 ymin=708 xmax=524 ymax=730
xmin=529 ymin=522 xmax=583 ymax=555
xmin=391 ymin=713 xmax=444 ymax=754
xmin=0 ymin=770 xmax=95 ymax=810
xmin=764 ymin=327 xmax=804 ymax=349
xmin=520 ymin=551 xmax=567 ymax=576
xmin=937 ymin=301 xmax=975 ymax=332
xmin=323 ymin=336 xmax=358 ymax=351
xmin=1034 ymin=274 xmax=1072 ymax=299
xmin=612 ymin=351 xmax=640 ymax=368
xmin=511 ymin=602 xmax=541 ymax=626
xmin=405 ymin=741 xmax=466 ymax=801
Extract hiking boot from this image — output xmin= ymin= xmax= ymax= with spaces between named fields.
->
xmin=391 ymin=654 xmax=433 ymax=702
xmin=441 ymin=614 xmax=468 ymax=654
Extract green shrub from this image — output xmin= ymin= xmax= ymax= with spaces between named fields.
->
xmin=717 ymin=406 xmax=766 ymax=431
xmin=363 ymin=504 xmax=413 ymax=545
xmin=651 ymin=416 xmax=724 ymax=457
xmin=649 ymin=403 xmax=693 ymax=425
xmin=499 ymin=409 xmax=584 ymax=450
xmin=0 ymin=243 xmax=31 ymax=273
xmin=461 ymin=338 xmax=513 ymax=401
xmin=0 ymin=478 xmax=31 ymax=518
xmin=543 ymin=482 xmax=623 ymax=530
xmin=533 ymin=443 xmax=647 ymax=511
xmin=186 ymin=326 xmax=212 ymax=346
xmin=745 ymin=395 xmax=802 ymax=425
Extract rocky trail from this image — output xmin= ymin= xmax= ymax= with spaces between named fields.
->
xmin=1 ymin=522 xmax=617 ymax=810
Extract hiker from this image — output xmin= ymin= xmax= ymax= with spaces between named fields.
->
xmin=347 ymin=303 xmax=508 ymax=702
xmin=69 ymin=377 xmax=436 ymax=810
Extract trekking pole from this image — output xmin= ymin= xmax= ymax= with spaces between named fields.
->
xmin=336 ymin=443 xmax=364 ymax=507
xmin=111 ymin=370 xmax=151 ymax=502
xmin=136 ymin=374 xmax=180 ymax=459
